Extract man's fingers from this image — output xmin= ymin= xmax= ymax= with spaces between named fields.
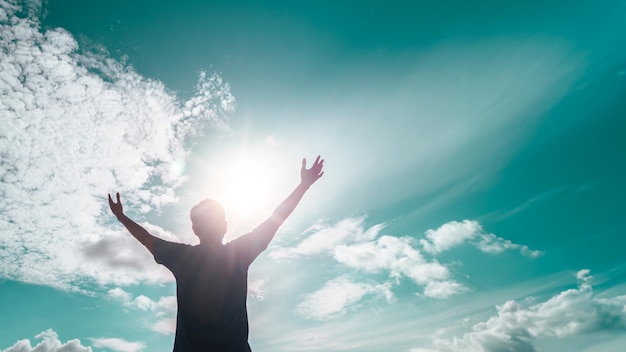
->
xmin=108 ymin=193 xmax=113 ymax=204
xmin=301 ymin=158 xmax=307 ymax=170
xmin=116 ymin=192 xmax=121 ymax=203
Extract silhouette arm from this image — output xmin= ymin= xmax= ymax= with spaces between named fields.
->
xmin=108 ymin=192 xmax=157 ymax=253
xmin=251 ymin=156 xmax=324 ymax=250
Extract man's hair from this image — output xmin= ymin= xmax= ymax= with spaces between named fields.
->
xmin=190 ymin=199 xmax=225 ymax=227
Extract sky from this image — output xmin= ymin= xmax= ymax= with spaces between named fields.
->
xmin=1 ymin=0 xmax=625 ymax=351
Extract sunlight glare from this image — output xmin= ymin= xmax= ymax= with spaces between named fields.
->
xmin=219 ymin=157 xmax=272 ymax=221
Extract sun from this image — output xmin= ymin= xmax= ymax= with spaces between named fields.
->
xmin=217 ymin=156 xmax=275 ymax=223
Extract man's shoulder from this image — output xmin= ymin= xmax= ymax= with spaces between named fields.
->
xmin=153 ymin=239 xmax=193 ymax=265
xmin=155 ymin=238 xmax=192 ymax=250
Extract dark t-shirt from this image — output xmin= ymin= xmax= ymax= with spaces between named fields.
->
xmin=153 ymin=231 xmax=268 ymax=352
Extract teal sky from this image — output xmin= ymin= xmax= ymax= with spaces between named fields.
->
xmin=1 ymin=0 xmax=625 ymax=351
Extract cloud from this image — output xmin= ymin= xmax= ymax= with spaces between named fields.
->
xmin=475 ymin=233 xmax=542 ymax=257
xmin=414 ymin=270 xmax=626 ymax=352
xmin=107 ymin=287 xmax=132 ymax=303
xmin=421 ymin=220 xmax=541 ymax=257
xmin=0 ymin=0 xmax=234 ymax=290
xmin=423 ymin=280 xmax=467 ymax=299
xmin=151 ymin=318 xmax=177 ymax=336
xmin=80 ymin=223 xmax=182 ymax=286
xmin=295 ymin=276 xmax=393 ymax=321
xmin=269 ymin=216 xmax=384 ymax=259
xmin=106 ymin=287 xmax=178 ymax=335
xmin=270 ymin=216 xmax=543 ymax=319
xmin=107 ymin=287 xmax=176 ymax=312
xmin=334 ymin=235 xmax=462 ymax=298
xmin=248 ymin=279 xmax=266 ymax=301
xmin=2 ymin=329 xmax=91 ymax=352
xmin=89 ymin=338 xmax=145 ymax=352
xmin=420 ymin=220 xmax=482 ymax=254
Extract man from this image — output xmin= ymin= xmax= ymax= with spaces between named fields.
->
xmin=108 ymin=156 xmax=324 ymax=352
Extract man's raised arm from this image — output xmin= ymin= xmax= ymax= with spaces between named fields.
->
xmin=108 ymin=192 xmax=158 ymax=253
xmin=252 ymin=155 xmax=324 ymax=248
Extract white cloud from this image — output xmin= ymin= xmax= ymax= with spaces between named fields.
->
xmin=421 ymin=220 xmax=542 ymax=257
xmin=296 ymin=276 xmax=392 ymax=321
xmin=269 ymin=216 xmax=384 ymax=259
xmin=248 ymin=279 xmax=266 ymax=301
xmin=423 ymin=280 xmax=467 ymax=299
xmin=107 ymin=287 xmax=176 ymax=312
xmin=272 ymin=216 xmax=543 ymax=319
xmin=335 ymin=235 xmax=463 ymax=298
xmin=107 ymin=287 xmax=132 ymax=303
xmin=0 ymin=0 xmax=234 ymax=290
xmin=415 ymin=270 xmax=626 ymax=352
xmin=106 ymin=287 xmax=178 ymax=334
xmin=421 ymin=220 xmax=482 ymax=254
xmin=476 ymin=233 xmax=542 ymax=258
xmin=89 ymin=338 xmax=145 ymax=352
xmin=2 ymin=329 xmax=91 ymax=352
xmin=151 ymin=318 xmax=177 ymax=335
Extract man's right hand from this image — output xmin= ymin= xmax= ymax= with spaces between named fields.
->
xmin=108 ymin=192 xmax=124 ymax=219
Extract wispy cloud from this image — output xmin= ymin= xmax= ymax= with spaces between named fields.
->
xmin=0 ymin=0 xmax=233 ymax=290
xmin=90 ymin=338 xmax=145 ymax=352
xmin=270 ymin=216 xmax=541 ymax=319
xmin=296 ymin=276 xmax=392 ymax=320
xmin=151 ymin=318 xmax=177 ymax=336
xmin=2 ymin=329 xmax=91 ymax=352
xmin=489 ymin=186 xmax=567 ymax=221
xmin=412 ymin=270 xmax=626 ymax=352
xmin=269 ymin=217 xmax=384 ymax=259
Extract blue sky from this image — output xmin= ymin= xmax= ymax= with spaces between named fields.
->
xmin=1 ymin=0 xmax=625 ymax=351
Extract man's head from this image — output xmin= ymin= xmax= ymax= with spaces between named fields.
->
xmin=190 ymin=199 xmax=227 ymax=244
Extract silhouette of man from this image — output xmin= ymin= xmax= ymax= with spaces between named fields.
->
xmin=108 ymin=156 xmax=324 ymax=352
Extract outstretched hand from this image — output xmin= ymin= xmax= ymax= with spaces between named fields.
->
xmin=108 ymin=192 xmax=124 ymax=219
xmin=301 ymin=155 xmax=324 ymax=188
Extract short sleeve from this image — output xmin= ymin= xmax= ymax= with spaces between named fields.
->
xmin=230 ymin=226 xmax=272 ymax=266
xmin=152 ymin=238 xmax=188 ymax=272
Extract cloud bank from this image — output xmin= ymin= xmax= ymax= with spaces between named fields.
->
xmin=2 ymin=329 xmax=91 ymax=352
xmin=0 ymin=0 xmax=234 ymax=290
xmin=271 ymin=216 xmax=539 ymax=320
xmin=413 ymin=270 xmax=626 ymax=352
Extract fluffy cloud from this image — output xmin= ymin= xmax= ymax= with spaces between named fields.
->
xmin=414 ymin=270 xmax=626 ymax=352
xmin=2 ymin=329 xmax=91 ymax=352
xmin=119 ymin=291 xmax=176 ymax=336
xmin=334 ymin=235 xmax=463 ymax=298
xmin=106 ymin=287 xmax=177 ymax=334
xmin=295 ymin=276 xmax=393 ymax=321
xmin=89 ymin=338 xmax=145 ymax=352
xmin=107 ymin=287 xmax=176 ymax=312
xmin=0 ymin=0 xmax=234 ymax=290
xmin=421 ymin=220 xmax=541 ymax=257
xmin=420 ymin=220 xmax=482 ymax=254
